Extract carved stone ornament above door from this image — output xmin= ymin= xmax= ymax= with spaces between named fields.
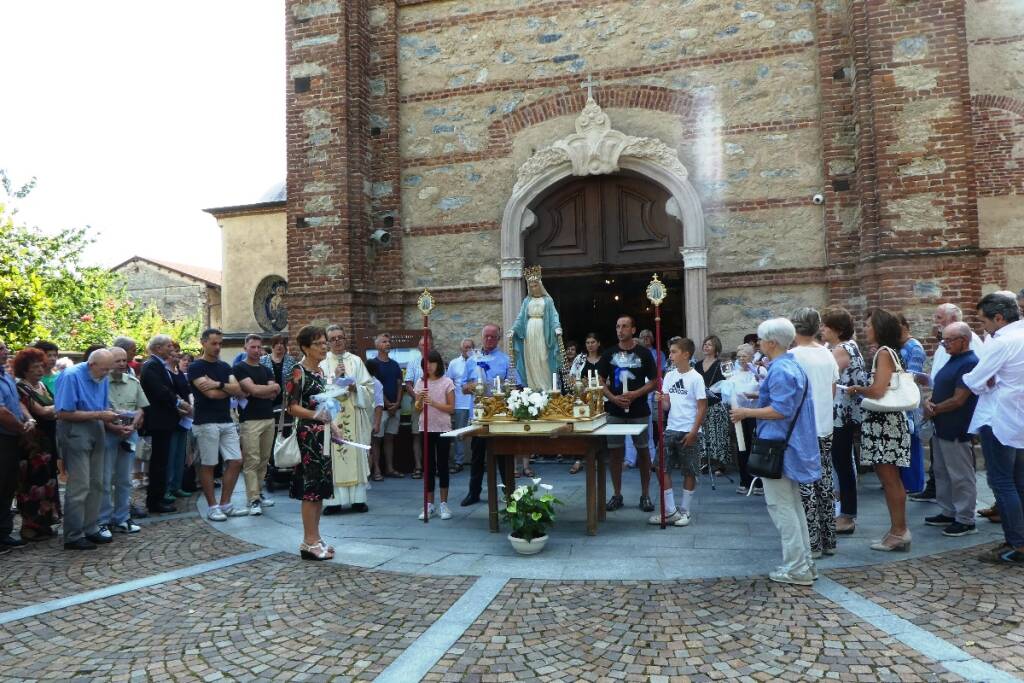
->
xmin=513 ymin=97 xmax=688 ymax=194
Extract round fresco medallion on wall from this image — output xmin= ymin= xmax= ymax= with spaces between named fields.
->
xmin=254 ymin=276 xmax=288 ymax=332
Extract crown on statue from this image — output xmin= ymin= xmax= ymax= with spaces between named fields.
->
xmin=524 ymin=265 xmax=543 ymax=282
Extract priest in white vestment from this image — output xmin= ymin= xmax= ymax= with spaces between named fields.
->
xmin=320 ymin=325 xmax=374 ymax=512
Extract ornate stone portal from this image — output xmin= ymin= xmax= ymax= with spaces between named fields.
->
xmin=501 ymin=96 xmax=708 ymax=343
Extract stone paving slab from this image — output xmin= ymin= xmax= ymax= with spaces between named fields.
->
xmin=0 ymin=555 xmax=474 ymax=682
xmin=0 ymin=515 xmax=256 ymax=611
xmin=828 ymin=543 xmax=1024 ymax=677
xmin=423 ymin=577 xmax=966 ymax=682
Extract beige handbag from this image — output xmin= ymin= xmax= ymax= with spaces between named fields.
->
xmin=272 ymin=369 xmax=302 ymax=469
xmin=860 ymin=346 xmax=921 ymax=413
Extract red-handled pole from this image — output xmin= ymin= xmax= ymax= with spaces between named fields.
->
xmin=655 ymin=303 xmax=667 ymax=529
xmin=422 ymin=323 xmax=431 ymax=524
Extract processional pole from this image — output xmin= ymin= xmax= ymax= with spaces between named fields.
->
xmin=417 ymin=289 xmax=435 ymax=524
xmin=646 ymin=274 xmax=668 ymax=530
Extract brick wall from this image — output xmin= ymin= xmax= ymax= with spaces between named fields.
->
xmin=282 ymin=0 xmax=1019 ymax=351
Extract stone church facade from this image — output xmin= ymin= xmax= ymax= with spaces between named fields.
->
xmin=282 ymin=0 xmax=1024 ymax=355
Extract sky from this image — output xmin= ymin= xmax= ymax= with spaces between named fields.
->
xmin=0 ymin=1 xmax=285 ymax=270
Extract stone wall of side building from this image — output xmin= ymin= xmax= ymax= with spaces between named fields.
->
xmin=284 ymin=0 xmax=1017 ymax=357
xmin=115 ymin=261 xmax=221 ymax=330
xmin=967 ymin=0 xmax=1024 ymax=296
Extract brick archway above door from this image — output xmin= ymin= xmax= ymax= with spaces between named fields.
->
xmin=500 ymin=96 xmax=707 ymax=344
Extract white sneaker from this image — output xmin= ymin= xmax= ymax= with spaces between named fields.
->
xmin=260 ymin=494 xmax=275 ymax=508
xmin=223 ymin=504 xmax=250 ymax=517
xmin=736 ymin=485 xmax=748 ymax=494
xmin=113 ymin=520 xmax=141 ymax=534
xmin=439 ymin=502 xmax=452 ymax=520
xmin=769 ymin=569 xmax=814 ymax=586
xmin=207 ymin=506 xmax=227 ymax=522
xmin=648 ymin=510 xmax=682 ymax=525
xmin=96 ymin=525 xmax=113 ymax=540
xmin=418 ymin=504 xmax=435 ymax=520
xmin=673 ymin=512 xmax=691 ymax=527
xmin=249 ymin=500 xmax=263 ymax=516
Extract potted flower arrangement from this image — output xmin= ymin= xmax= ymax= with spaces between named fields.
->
xmin=506 ymin=387 xmax=549 ymax=421
xmin=500 ymin=477 xmax=563 ymax=555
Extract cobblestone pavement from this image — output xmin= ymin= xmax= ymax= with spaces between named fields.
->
xmin=0 ymin=554 xmax=473 ymax=682
xmin=830 ymin=542 xmax=1024 ymax=678
xmin=423 ymin=578 xmax=963 ymax=683
xmin=2 ymin=495 xmax=1023 ymax=681
xmin=1 ymin=498 xmax=252 ymax=609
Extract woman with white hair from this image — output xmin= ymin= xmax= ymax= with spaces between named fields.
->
xmin=731 ymin=318 xmax=821 ymax=586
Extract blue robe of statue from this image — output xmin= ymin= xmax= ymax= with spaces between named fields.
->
xmin=510 ymin=294 xmax=562 ymax=388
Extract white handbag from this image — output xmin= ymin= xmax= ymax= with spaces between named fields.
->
xmin=860 ymin=346 xmax=921 ymax=413
xmin=272 ymin=369 xmax=302 ymax=469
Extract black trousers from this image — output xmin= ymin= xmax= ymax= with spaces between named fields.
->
xmin=0 ymin=434 xmax=20 ymax=537
xmin=425 ymin=436 xmax=451 ymax=493
xmin=736 ymin=418 xmax=757 ymax=487
xmin=467 ymin=436 xmax=508 ymax=498
xmin=831 ymin=422 xmax=858 ymax=517
xmin=146 ymin=429 xmax=171 ymax=511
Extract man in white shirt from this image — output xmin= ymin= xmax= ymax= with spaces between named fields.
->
xmin=445 ymin=338 xmax=475 ymax=472
xmin=910 ymin=302 xmax=984 ymax=503
xmin=963 ymin=293 xmax=1024 ymax=564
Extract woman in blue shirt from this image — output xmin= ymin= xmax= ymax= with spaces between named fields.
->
xmin=898 ymin=315 xmax=926 ymax=495
xmin=731 ymin=318 xmax=821 ymax=586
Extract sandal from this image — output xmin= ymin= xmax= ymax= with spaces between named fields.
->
xmin=523 ymin=467 xmax=537 ymax=478
xmin=450 ymin=463 xmax=464 ymax=474
xmin=412 ymin=469 xmax=423 ymax=479
xmin=317 ymin=538 xmax=336 ymax=556
xmin=372 ymin=473 xmax=384 ymax=481
xmin=386 ymin=471 xmax=405 ymax=478
xmin=568 ymin=461 xmax=583 ymax=475
xmin=300 ymin=541 xmax=331 ymax=561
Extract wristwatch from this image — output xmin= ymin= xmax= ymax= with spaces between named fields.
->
xmin=218 ymin=381 xmax=225 ymax=390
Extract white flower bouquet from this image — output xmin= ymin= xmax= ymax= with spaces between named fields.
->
xmin=506 ymin=387 xmax=550 ymax=420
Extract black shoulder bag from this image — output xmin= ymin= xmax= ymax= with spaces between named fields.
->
xmin=747 ymin=374 xmax=809 ymax=480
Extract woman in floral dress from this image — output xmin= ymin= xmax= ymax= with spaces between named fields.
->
xmin=286 ymin=325 xmax=334 ymax=561
xmin=847 ymin=309 xmax=912 ymax=552
xmin=13 ymin=348 xmax=62 ymax=540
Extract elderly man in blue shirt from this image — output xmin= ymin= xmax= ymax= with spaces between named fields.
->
xmin=731 ymin=318 xmax=821 ymax=586
xmin=55 ymin=348 xmax=119 ymax=550
xmin=460 ymin=323 xmax=515 ymax=506
xmin=0 ymin=339 xmax=35 ymax=551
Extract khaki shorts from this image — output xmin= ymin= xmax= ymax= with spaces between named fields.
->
xmin=376 ymin=410 xmax=400 ymax=437
xmin=192 ymin=422 xmax=242 ymax=466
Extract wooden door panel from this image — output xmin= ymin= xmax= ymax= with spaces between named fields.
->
xmin=527 ymin=172 xmax=679 ymax=270
xmin=527 ymin=178 xmax=601 ymax=269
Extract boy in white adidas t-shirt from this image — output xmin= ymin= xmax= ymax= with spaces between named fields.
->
xmin=650 ymin=337 xmax=707 ymax=527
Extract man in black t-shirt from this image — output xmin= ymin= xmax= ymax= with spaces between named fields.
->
xmin=188 ymin=328 xmax=248 ymax=521
xmin=597 ymin=315 xmax=657 ymax=513
xmin=233 ymin=334 xmax=281 ymax=516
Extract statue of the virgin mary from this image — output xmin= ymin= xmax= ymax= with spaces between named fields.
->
xmin=509 ymin=266 xmax=564 ymax=390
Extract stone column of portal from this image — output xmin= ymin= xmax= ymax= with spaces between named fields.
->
xmin=681 ymin=246 xmax=709 ymax=346
xmin=500 ymin=257 xmax=525 ymax=336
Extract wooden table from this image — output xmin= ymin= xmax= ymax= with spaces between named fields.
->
xmin=442 ymin=423 xmax=646 ymax=536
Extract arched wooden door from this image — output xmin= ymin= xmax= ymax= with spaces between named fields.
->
xmin=525 ymin=172 xmax=686 ymax=343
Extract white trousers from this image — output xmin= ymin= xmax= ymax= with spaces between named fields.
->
xmin=762 ymin=476 xmax=813 ymax=575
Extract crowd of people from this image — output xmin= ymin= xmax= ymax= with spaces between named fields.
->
xmin=1 ymin=289 xmax=1022 ymax=582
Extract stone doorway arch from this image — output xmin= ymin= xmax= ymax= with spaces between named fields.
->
xmin=500 ymin=97 xmax=708 ymax=344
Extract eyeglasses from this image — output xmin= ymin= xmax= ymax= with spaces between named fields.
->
xmin=327 ymin=337 xmax=344 ymax=343
xmin=312 ymin=340 xmax=328 ymax=347
xmin=939 ymin=337 xmax=966 ymax=346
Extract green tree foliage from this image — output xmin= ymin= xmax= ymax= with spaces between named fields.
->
xmin=0 ymin=171 xmax=200 ymax=352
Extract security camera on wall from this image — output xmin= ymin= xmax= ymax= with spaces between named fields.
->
xmin=812 ymin=193 xmax=825 ymax=205
xmin=370 ymin=229 xmax=392 ymax=247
